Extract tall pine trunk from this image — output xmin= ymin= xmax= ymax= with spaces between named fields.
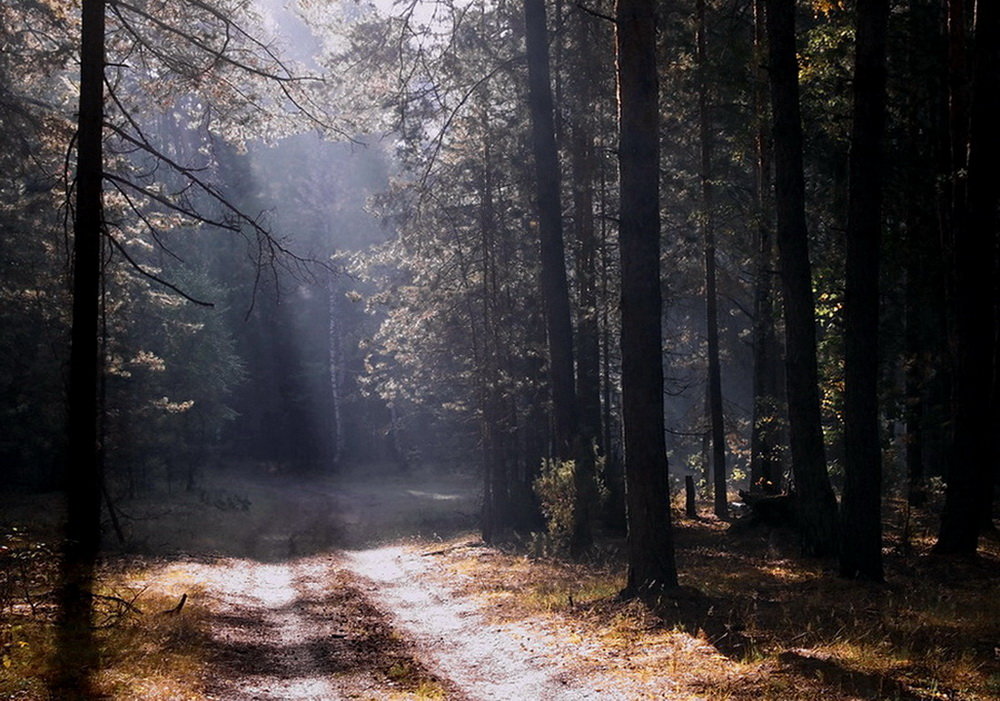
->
xmin=616 ymin=0 xmax=678 ymax=594
xmin=525 ymin=0 xmax=594 ymax=555
xmin=524 ymin=0 xmax=578 ymax=457
xmin=935 ymin=0 xmax=999 ymax=553
xmin=58 ymin=0 xmax=105 ymax=694
xmin=327 ymin=275 xmax=343 ymax=470
xmin=764 ymin=0 xmax=838 ymax=556
xmin=569 ymin=7 xmax=603 ymax=459
xmin=749 ymin=0 xmax=781 ymax=495
xmin=478 ymin=142 xmax=513 ymax=542
xmin=696 ymin=0 xmax=727 ymax=519
xmin=568 ymin=7 xmax=603 ymax=557
xmin=840 ymin=0 xmax=889 ymax=581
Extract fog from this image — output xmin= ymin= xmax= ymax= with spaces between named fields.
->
xmin=1 ymin=0 xmax=770 ymax=506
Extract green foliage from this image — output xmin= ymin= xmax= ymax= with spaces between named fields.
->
xmin=533 ymin=456 xmax=608 ymax=554
xmin=534 ymin=459 xmax=579 ymax=548
xmin=103 ymin=264 xmax=246 ymax=490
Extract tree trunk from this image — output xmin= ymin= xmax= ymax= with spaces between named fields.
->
xmin=567 ymin=7 xmax=603 ymax=558
xmin=570 ymin=13 xmax=602 ymax=464
xmin=935 ymin=0 xmax=999 ymax=554
xmin=478 ymin=148 xmax=512 ymax=541
xmin=902 ymin=0 xmax=933 ymax=507
xmin=57 ymin=0 xmax=105 ymax=695
xmin=616 ymin=0 xmax=679 ymax=594
xmin=524 ymin=0 xmax=578 ymax=457
xmin=749 ymin=0 xmax=781 ymax=495
xmin=697 ymin=0 xmax=727 ymax=519
xmin=764 ymin=0 xmax=839 ymax=556
xmin=946 ymin=0 xmax=968 ymax=215
xmin=840 ymin=0 xmax=889 ymax=582
xmin=327 ymin=275 xmax=343 ymax=470
xmin=599 ymin=141 xmax=627 ymax=533
xmin=572 ymin=137 xmax=601 ymax=452
xmin=903 ymin=219 xmax=927 ymax=507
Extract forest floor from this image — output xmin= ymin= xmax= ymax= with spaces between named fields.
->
xmin=1 ymin=464 xmax=998 ymax=700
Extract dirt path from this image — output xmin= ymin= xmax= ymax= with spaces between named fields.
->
xmin=345 ymin=545 xmax=628 ymax=700
xmin=137 ymin=471 xmax=642 ymax=699
xmin=189 ymin=555 xmax=345 ymax=700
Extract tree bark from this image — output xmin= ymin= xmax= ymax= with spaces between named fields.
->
xmin=599 ymin=140 xmax=627 ymax=533
xmin=57 ymin=0 xmax=105 ymax=695
xmin=478 ymin=146 xmax=512 ymax=542
xmin=524 ymin=0 xmax=578 ymax=457
xmin=697 ymin=0 xmax=727 ymax=519
xmin=936 ymin=0 xmax=999 ymax=554
xmin=616 ymin=0 xmax=679 ymax=594
xmin=567 ymin=6 xmax=603 ymax=558
xmin=749 ymin=0 xmax=781 ymax=495
xmin=840 ymin=0 xmax=889 ymax=582
xmin=764 ymin=0 xmax=838 ymax=556
xmin=327 ymin=275 xmax=343 ymax=470
xmin=570 ymin=11 xmax=602 ymax=464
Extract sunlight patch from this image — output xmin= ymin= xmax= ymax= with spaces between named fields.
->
xmin=405 ymin=489 xmax=463 ymax=501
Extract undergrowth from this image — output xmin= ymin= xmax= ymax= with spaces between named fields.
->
xmin=0 ymin=531 xmax=205 ymax=700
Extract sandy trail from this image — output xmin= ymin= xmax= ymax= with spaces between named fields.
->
xmin=174 ymin=555 xmax=346 ymax=700
xmin=143 ymin=473 xmax=641 ymax=699
xmin=344 ymin=545 xmax=628 ymax=701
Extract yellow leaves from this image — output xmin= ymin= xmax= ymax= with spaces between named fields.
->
xmin=812 ymin=0 xmax=846 ymax=15
xmin=132 ymin=349 xmax=167 ymax=372
xmin=152 ymin=396 xmax=195 ymax=413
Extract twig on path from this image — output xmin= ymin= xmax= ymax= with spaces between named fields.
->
xmin=91 ymin=592 xmax=145 ymax=615
xmin=159 ymin=593 xmax=187 ymax=616
xmin=420 ymin=540 xmax=483 ymax=557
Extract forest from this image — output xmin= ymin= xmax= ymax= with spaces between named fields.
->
xmin=1 ymin=0 xmax=998 ymax=698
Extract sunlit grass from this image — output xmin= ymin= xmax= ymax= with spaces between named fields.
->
xmin=383 ymin=660 xmax=447 ymax=699
xmin=450 ymin=551 xmax=625 ymax=616
xmin=434 ymin=503 xmax=1000 ymax=701
xmin=0 ymin=559 xmax=211 ymax=700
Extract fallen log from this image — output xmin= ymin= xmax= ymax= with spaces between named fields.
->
xmin=733 ymin=490 xmax=797 ymax=529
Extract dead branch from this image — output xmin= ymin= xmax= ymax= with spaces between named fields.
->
xmin=159 ymin=593 xmax=187 ymax=616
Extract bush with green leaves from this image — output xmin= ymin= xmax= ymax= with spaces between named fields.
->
xmin=533 ymin=454 xmax=608 ymax=555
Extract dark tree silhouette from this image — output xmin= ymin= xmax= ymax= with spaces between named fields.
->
xmin=764 ymin=0 xmax=838 ymax=556
xmin=568 ymin=6 xmax=604 ymax=555
xmin=749 ymin=0 xmax=781 ymax=496
xmin=56 ymin=0 xmax=105 ymax=695
xmin=524 ymin=0 xmax=578 ymax=458
xmin=616 ymin=0 xmax=678 ymax=594
xmin=696 ymin=0 xmax=727 ymax=519
xmin=840 ymin=0 xmax=890 ymax=581
xmin=935 ymin=0 xmax=999 ymax=554
xmin=524 ymin=0 xmax=596 ymax=555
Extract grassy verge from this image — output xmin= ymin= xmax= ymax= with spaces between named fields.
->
xmin=434 ymin=501 xmax=1000 ymax=700
xmin=0 ymin=541 xmax=211 ymax=698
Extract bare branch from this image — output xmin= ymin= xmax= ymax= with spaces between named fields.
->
xmin=575 ymin=3 xmax=617 ymax=24
xmin=417 ymin=54 xmax=524 ymax=192
xmin=105 ymin=230 xmax=214 ymax=307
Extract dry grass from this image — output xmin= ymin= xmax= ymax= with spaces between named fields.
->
xmin=435 ymin=501 xmax=1000 ymax=700
xmin=0 ymin=551 xmax=212 ymax=699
